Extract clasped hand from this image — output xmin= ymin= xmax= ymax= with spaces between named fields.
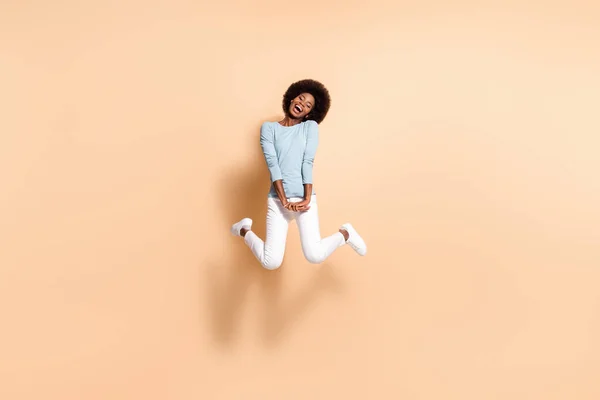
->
xmin=284 ymin=199 xmax=311 ymax=212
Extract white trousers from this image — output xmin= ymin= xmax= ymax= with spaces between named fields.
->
xmin=244 ymin=195 xmax=346 ymax=270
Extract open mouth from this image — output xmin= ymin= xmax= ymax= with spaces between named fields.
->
xmin=293 ymin=104 xmax=303 ymax=114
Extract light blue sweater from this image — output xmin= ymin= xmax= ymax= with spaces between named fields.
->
xmin=260 ymin=120 xmax=319 ymax=198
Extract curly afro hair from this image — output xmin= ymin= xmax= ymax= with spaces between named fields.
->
xmin=282 ymin=79 xmax=331 ymax=124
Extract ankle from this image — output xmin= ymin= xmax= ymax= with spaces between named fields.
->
xmin=240 ymin=227 xmax=250 ymax=237
xmin=339 ymin=228 xmax=349 ymax=241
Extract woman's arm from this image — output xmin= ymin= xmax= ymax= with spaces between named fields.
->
xmin=303 ymin=183 xmax=313 ymax=200
xmin=260 ymin=123 xmax=288 ymax=205
xmin=301 ymin=121 xmax=319 ymax=200
xmin=272 ymin=180 xmax=288 ymax=206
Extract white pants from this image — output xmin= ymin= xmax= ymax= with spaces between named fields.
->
xmin=244 ymin=195 xmax=346 ymax=270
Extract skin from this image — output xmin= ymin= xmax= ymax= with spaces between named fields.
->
xmin=241 ymin=92 xmax=349 ymax=241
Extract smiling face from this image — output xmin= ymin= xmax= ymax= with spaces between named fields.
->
xmin=288 ymin=92 xmax=315 ymax=120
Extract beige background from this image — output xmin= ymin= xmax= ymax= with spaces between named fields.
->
xmin=1 ymin=1 xmax=600 ymax=399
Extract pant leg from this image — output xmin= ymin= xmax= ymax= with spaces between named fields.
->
xmin=295 ymin=195 xmax=345 ymax=264
xmin=244 ymin=197 xmax=290 ymax=270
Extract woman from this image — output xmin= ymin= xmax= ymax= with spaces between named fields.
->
xmin=231 ymin=79 xmax=367 ymax=270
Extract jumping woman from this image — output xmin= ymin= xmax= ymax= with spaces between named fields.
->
xmin=231 ymin=79 xmax=367 ymax=270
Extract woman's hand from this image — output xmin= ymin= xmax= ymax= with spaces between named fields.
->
xmin=284 ymin=199 xmax=311 ymax=212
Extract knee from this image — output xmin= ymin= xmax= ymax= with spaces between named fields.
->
xmin=303 ymin=249 xmax=326 ymax=265
xmin=262 ymin=257 xmax=283 ymax=270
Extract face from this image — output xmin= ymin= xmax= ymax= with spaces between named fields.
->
xmin=288 ymin=92 xmax=315 ymax=120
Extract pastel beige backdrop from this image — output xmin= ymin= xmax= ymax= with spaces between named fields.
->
xmin=1 ymin=1 xmax=599 ymax=399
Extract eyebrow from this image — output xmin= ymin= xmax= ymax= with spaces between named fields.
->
xmin=301 ymin=95 xmax=312 ymax=106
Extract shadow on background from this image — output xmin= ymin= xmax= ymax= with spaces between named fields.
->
xmin=204 ymin=118 xmax=345 ymax=350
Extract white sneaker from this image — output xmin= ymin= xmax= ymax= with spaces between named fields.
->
xmin=231 ymin=218 xmax=252 ymax=237
xmin=341 ymin=223 xmax=367 ymax=256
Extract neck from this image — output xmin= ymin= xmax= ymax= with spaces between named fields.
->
xmin=279 ymin=116 xmax=303 ymax=127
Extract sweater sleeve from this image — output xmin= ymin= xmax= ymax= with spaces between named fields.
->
xmin=260 ymin=123 xmax=283 ymax=182
xmin=302 ymin=120 xmax=319 ymax=184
